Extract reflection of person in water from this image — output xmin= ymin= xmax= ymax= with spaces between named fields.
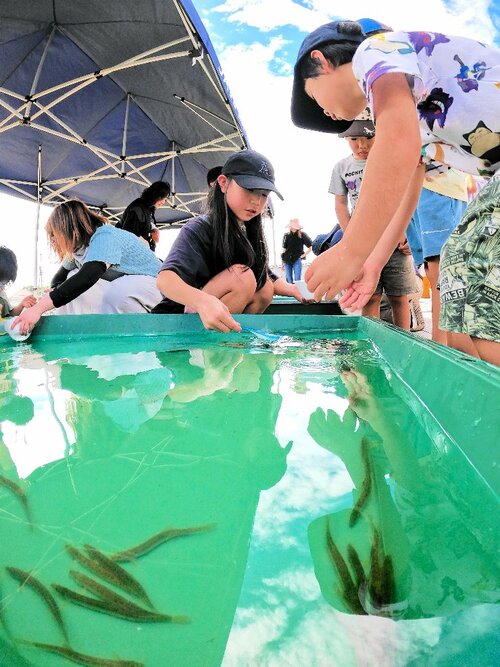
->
xmin=60 ymin=352 xmax=174 ymax=435
xmin=307 ymin=365 xmax=498 ymax=620
xmin=0 ymin=370 xmax=35 ymax=475
xmin=1 ymin=341 xmax=293 ymax=666
xmin=164 ymin=348 xmax=292 ymax=490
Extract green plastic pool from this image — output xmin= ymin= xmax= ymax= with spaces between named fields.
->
xmin=0 ymin=314 xmax=498 ymax=666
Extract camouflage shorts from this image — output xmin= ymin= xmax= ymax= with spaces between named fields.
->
xmin=439 ymin=175 xmax=500 ymax=341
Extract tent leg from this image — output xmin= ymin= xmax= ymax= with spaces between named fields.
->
xmin=34 ymin=201 xmax=41 ymax=287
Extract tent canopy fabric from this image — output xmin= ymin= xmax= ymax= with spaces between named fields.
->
xmin=0 ymin=0 xmax=249 ymax=226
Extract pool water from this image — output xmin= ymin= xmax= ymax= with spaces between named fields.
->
xmin=0 ymin=329 xmax=498 ymax=666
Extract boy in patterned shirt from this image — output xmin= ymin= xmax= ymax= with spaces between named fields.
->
xmin=291 ymin=18 xmax=500 ymax=364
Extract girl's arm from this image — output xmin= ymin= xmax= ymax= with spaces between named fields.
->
xmin=335 ymin=194 xmax=351 ymax=231
xmin=306 ymin=73 xmax=421 ymax=301
xmin=273 ymin=277 xmax=307 ymax=302
xmin=157 ymin=270 xmax=241 ymax=333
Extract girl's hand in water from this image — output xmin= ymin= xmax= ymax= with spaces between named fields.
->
xmin=195 ymin=294 xmax=242 ymax=333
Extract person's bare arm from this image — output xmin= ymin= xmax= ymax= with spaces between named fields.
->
xmin=157 ymin=269 xmax=241 ymax=332
xmin=335 ymin=194 xmax=351 ymax=231
xmin=340 ymin=163 xmax=424 ymax=311
xmin=273 ymin=277 xmax=306 ymax=302
xmin=306 ymin=73 xmax=422 ymax=301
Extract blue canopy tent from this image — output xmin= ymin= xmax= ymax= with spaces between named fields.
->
xmin=0 ymin=0 xmax=250 ymax=279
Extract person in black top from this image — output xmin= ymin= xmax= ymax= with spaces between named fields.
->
xmin=281 ymin=219 xmax=313 ymax=283
xmin=118 ymin=181 xmax=171 ymax=251
xmin=152 ymin=150 xmax=306 ymax=331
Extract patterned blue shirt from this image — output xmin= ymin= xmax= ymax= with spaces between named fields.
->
xmin=63 ymin=225 xmax=161 ymax=277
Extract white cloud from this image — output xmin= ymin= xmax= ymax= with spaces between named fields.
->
xmin=206 ymin=0 xmax=498 ymax=256
xmin=213 ymin=38 xmax=350 ymax=245
xmin=212 ymin=0 xmax=332 ymax=32
xmin=211 ymin=0 xmax=497 ymax=43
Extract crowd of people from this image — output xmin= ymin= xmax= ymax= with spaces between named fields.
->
xmin=2 ymin=18 xmax=498 ymax=365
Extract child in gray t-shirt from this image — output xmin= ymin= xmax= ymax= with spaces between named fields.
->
xmin=329 ymin=118 xmax=416 ymax=329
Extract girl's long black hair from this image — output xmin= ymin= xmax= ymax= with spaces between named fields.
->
xmin=206 ymin=179 xmax=269 ymax=290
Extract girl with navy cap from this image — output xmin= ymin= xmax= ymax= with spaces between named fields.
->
xmin=154 ymin=149 xmax=305 ymax=331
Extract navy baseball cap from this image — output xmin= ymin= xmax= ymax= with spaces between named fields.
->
xmin=222 ymin=149 xmax=284 ymax=200
xmin=291 ymin=18 xmax=390 ymax=134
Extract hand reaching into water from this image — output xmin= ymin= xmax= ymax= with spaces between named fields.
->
xmin=305 ymin=242 xmax=365 ymax=302
xmin=192 ymin=294 xmax=242 ymax=333
xmin=341 ymin=371 xmax=383 ymax=429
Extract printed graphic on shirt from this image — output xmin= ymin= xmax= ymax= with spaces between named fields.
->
xmin=453 ymin=54 xmax=489 ymax=92
xmin=408 ymin=32 xmax=450 ymax=56
xmin=365 ymin=34 xmax=414 ymax=55
xmin=354 ymin=31 xmax=500 ymax=176
xmin=440 ymin=274 xmax=468 ymax=303
xmin=461 ymin=122 xmax=500 ymax=164
xmin=483 ymin=266 xmax=500 ymax=303
xmin=417 ymin=88 xmax=454 ymax=130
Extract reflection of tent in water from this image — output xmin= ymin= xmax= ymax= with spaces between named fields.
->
xmin=0 ymin=0 xmax=249 ymax=274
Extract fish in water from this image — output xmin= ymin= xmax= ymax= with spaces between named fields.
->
xmin=65 ymin=544 xmax=151 ymax=607
xmin=82 ymin=544 xmax=153 ymax=608
xmin=5 ymin=566 xmax=68 ymax=644
xmin=349 ymin=437 xmax=372 ymax=527
xmin=20 ymin=640 xmax=143 ymax=667
xmin=346 ymin=544 xmax=366 ymax=589
xmin=0 ymin=473 xmax=32 ymax=524
xmin=52 ymin=582 xmax=189 ymax=624
xmin=326 ymin=524 xmax=365 ymax=615
xmin=108 ymin=523 xmax=216 ymax=562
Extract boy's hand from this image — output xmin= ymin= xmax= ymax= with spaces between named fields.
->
xmin=339 ymin=261 xmax=382 ymax=311
xmin=305 ymin=242 xmax=365 ymax=302
xmin=195 ymin=294 xmax=242 ymax=333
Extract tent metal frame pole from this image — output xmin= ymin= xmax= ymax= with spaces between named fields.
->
xmin=34 ymin=145 xmax=42 ymax=286
xmin=0 ymin=6 xmax=248 ymax=224
xmin=24 ymin=25 xmax=56 ymax=121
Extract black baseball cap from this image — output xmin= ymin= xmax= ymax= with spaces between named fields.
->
xmin=291 ymin=18 xmax=390 ymax=134
xmin=222 ymin=149 xmax=284 ymax=200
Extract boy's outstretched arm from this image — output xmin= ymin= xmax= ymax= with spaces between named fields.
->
xmin=340 ymin=162 xmax=425 ymax=311
xmin=306 ymin=73 xmax=421 ymax=302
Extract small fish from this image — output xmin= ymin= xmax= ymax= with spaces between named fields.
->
xmin=52 ymin=583 xmax=189 ymax=624
xmin=69 ymin=570 xmax=154 ymax=616
xmin=0 ymin=473 xmax=31 ymax=524
xmin=20 ymin=640 xmax=144 ymax=667
xmin=380 ymin=555 xmax=395 ymax=605
xmin=5 ymin=566 xmax=68 ymax=643
xmin=349 ymin=437 xmax=372 ymax=527
xmin=326 ymin=524 xmax=365 ymax=615
xmin=346 ymin=544 xmax=366 ymax=589
xmin=82 ymin=544 xmax=153 ymax=608
xmin=368 ymin=528 xmax=384 ymax=608
xmin=108 ymin=523 xmax=216 ymax=562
